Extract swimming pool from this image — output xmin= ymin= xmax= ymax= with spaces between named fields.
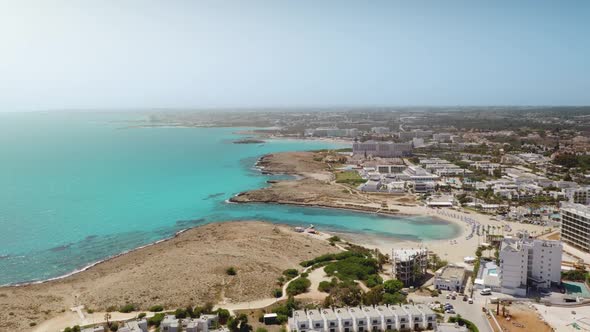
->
xmin=487 ymin=268 xmax=498 ymax=276
xmin=563 ymin=281 xmax=590 ymax=298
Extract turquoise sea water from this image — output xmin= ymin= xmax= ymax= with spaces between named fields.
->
xmin=0 ymin=112 xmax=460 ymax=285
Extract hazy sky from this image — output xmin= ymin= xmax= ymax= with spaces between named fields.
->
xmin=1 ymin=0 xmax=589 ymax=111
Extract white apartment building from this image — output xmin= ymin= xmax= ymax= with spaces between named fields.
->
xmin=499 ymin=233 xmax=562 ymax=296
xmin=289 ymin=305 xmax=435 ymax=332
xmin=162 ymin=315 xmax=180 ymax=332
xmin=376 ymin=164 xmax=406 ymax=174
xmin=563 ymin=186 xmax=590 ymax=205
xmin=352 ymin=141 xmax=413 ymax=158
xmin=119 ymin=319 xmax=148 ymax=332
xmin=561 ymin=202 xmax=590 ymax=252
xmin=434 ymin=265 xmax=466 ymax=292
xmin=371 ymin=127 xmax=390 ymax=135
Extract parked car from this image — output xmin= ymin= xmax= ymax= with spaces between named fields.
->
xmin=463 ymin=295 xmax=468 ymax=301
xmin=445 ymin=309 xmax=456 ymax=314
xmin=468 ymin=298 xmax=474 ymax=304
xmin=480 ymin=288 xmax=492 ymax=295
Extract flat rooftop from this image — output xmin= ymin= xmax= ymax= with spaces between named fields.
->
xmin=393 ymin=248 xmax=427 ymax=261
xmin=390 ymin=306 xmax=409 ymax=317
xmin=438 ymin=265 xmax=466 ymax=280
xmin=307 ymin=309 xmax=324 ymax=321
xmin=402 ymin=305 xmax=423 ymax=316
xmin=321 ymin=308 xmax=338 ymax=321
xmin=414 ymin=304 xmax=435 ymax=316
xmin=348 ymin=307 xmax=366 ymax=319
xmin=334 ymin=308 xmax=352 ymax=319
xmin=361 ymin=306 xmax=381 ymax=318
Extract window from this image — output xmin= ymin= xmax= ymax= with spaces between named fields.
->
xmin=315 ymin=323 xmax=321 ymax=328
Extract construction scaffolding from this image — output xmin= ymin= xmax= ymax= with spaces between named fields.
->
xmin=392 ymin=248 xmax=428 ymax=286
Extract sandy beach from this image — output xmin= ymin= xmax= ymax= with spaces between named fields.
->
xmin=334 ymin=204 xmax=552 ymax=264
xmin=0 ymin=221 xmax=338 ymax=332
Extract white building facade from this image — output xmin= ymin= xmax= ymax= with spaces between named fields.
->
xmin=561 ymin=202 xmax=590 ymax=252
xmin=499 ymin=234 xmax=562 ymax=296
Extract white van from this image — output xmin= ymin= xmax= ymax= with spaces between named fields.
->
xmin=480 ymin=288 xmax=492 ymax=295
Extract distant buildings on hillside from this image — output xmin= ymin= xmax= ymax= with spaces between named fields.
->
xmin=352 ymin=141 xmax=413 ymax=158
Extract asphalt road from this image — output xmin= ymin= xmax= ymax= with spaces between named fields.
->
xmin=409 ymin=290 xmax=494 ymax=332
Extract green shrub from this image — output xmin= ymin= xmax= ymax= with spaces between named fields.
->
xmin=226 ymin=267 xmax=237 ymax=275
xmin=562 ymin=269 xmax=588 ymax=281
xmin=323 ymin=256 xmax=378 ymax=281
xmin=149 ymin=305 xmax=164 ymax=312
xmin=175 ymin=308 xmax=188 ymax=319
xmin=272 ymin=288 xmax=283 ymax=298
xmin=283 ymin=269 xmax=299 ymax=279
xmin=365 ymin=274 xmax=383 ymax=288
xmin=383 ymin=292 xmax=406 ymax=305
xmin=318 ymin=280 xmax=335 ymax=293
xmin=272 ymin=297 xmax=300 ymax=317
xmin=276 ymin=314 xmax=288 ymax=324
xmin=256 ymin=328 xmax=269 ymax=332
xmin=217 ymin=308 xmax=230 ymax=324
xmin=148 ymin=313 xmax=165 ymax=327
xmin=449 ymin=316 xmax=479 ymax=332
xmin=64 ymin=326 xmax=81 ymax=332
xmin=300 ymin=251 xmax=365 ymax=267
xmin=383 ymin=279 xmax=404 ymax=294
xmin=138 ymin=313 xmax=146 ymax=319
xmin=328 ymin=236 xmax=341 ymax=242
xmin=286 ymin=277 xmax=311 ymax=296
xmin=119 ymin=304 xmax=135 ymax=313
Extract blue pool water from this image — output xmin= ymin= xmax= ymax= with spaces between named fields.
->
xmin=0 ymin=112 xmax=460 ymax=285
xmin=563 ymin=281 xmax=590 ymax=298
